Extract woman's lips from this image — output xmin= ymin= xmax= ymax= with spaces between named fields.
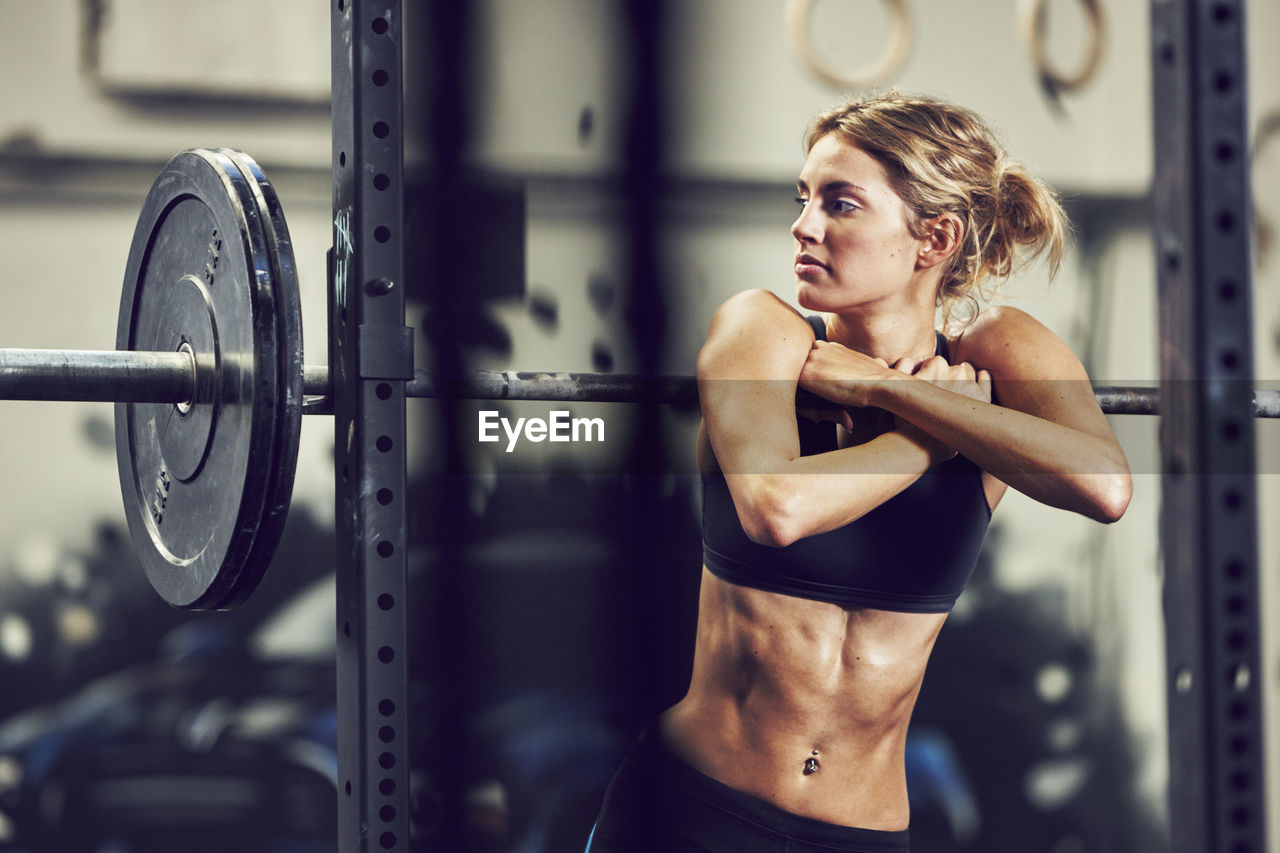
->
xmin=795 ymin=254 xmax=829 ymax=276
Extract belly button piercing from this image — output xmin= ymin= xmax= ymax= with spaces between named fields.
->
xmin=804 ymin=751 xmax=820 ymax=775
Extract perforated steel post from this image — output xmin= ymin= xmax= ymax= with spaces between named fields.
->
xmin=1151 ymin=1 xmax=1266 ymax=850
xmin=331 ymin=1 xmax=412 ymax=850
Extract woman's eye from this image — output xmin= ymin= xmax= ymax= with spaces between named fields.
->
xmin=830 ymin=199 xmax=858 ymax=213
xmin=794 ymin=196 xmax=809 ymax=208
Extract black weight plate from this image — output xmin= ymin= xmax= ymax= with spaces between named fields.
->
xmin=115 ymin=149 xmax=302 ymax=610
xmin=211 ymin=148 xmax=304 ymax=610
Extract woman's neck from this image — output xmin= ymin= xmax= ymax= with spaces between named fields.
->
xmin=825 ymin=309 xmax=939 ymax=364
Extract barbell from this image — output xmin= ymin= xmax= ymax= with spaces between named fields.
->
xmin=1 ymin=149 xmax=1274 ymax=612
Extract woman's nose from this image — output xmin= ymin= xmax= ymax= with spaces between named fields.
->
xmin=791 ymin=204 xmax=821 ymax=244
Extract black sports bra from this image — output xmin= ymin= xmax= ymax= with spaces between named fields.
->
xmin=700 ymin=317 xmax=991 ymax=613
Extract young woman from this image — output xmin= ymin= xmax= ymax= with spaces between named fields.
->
xmin=587 ymin=92 xmax=1132 ymax=852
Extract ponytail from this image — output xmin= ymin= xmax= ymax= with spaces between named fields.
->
xmin=991 ymin=161 xmax=1066 ymax=281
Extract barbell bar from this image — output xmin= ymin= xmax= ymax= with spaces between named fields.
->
xmin=4 ymin=350 xmax=1279 ymax=418
xmin=5 ymin=147 xmax=1276 ymax=613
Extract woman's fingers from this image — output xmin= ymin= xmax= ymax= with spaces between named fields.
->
xmin=891 ymin=356 xmax=921 ymax=374
xmin=907 ymin=356 xmax=991 ymax=404
xmin=976 ymin=368 xmax=993 ymax=402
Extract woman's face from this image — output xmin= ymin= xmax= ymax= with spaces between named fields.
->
xmin=791 ymin=134 xmax=926 ymax=313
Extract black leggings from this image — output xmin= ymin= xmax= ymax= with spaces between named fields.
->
xmin=586 ymin=730 xmax=910 ymax=852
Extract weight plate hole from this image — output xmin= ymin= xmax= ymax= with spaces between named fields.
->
xmin=175 ymin=341 xmax=196 ymax=414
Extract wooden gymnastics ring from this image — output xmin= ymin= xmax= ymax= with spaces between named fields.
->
xmin=1018 ymin=0 xmax=1106 ymax=93
xmin=784 ymin=0 xmax=913 ymax=90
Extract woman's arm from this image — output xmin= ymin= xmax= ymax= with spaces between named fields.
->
xmin=698 ymin=290 xmax=955 ymax=547
xmin=801 ymin=306 xmax=1132 ymax=523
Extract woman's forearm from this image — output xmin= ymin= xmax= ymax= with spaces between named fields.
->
xmin=869 ymin=378 xmax=1131 ymax=522
xmin=727 ymin=428 xmax=944 ymax=546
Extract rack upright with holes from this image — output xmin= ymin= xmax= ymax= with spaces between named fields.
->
xmin=331 ymin=1 xmax=412 ymax=851
xmin=1152 ymin=1 xmax=1266 ymax=851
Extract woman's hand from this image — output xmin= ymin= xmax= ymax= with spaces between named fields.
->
xmin=892 ymin=355 xmax=993 ymax=406
xmin=799 ymin=342 xmax=994 ymax=465
xmin=887 ymin=355 xmax=993 ymax=463
xmin=798 ymin=340 xmax=895 ymax=409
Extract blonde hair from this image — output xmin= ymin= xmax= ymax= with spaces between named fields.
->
xmin=806 ymin=92 xmax=1068 ymax=321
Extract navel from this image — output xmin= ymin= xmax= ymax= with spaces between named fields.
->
xmin=803 ymin=750 xmax=821 ymax=775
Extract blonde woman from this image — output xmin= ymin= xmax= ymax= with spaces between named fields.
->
xmin=587 ymin=92 xmax=1132 ymax=853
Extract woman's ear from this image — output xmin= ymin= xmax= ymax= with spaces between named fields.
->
xmin=916 ymin=213 xmax=964 ymax=270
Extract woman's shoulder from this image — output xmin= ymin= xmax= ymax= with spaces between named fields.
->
xmin=948 ymin=305 xmax=1089 ymax=380
xmin=947 ymin=304 xmax=1045 ymax=349
xmin=703 ymin=289 xmax=815 ymax=352
xmin=710 ymin=288 xmax=813 ymax=329
xmin=698 ymin=289 xmax=817 ymax=379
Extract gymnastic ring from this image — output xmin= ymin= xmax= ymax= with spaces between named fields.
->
xmin=1253 ymin=109 xmax=1280 ymax=268
xmin=784 ymin=0 xmax=913 ymax=91
xmin=1018 ymin=0 xmax=1106 ymax=93
xmin=1254 ymin=109 xmax=1280 ymax=165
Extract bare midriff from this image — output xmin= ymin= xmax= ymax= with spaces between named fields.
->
xmin=658 ymin=567 xmax=947 ymax=832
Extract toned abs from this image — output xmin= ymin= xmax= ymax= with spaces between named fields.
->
xmin=660 ymin=568 xmax=946 ymax=832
